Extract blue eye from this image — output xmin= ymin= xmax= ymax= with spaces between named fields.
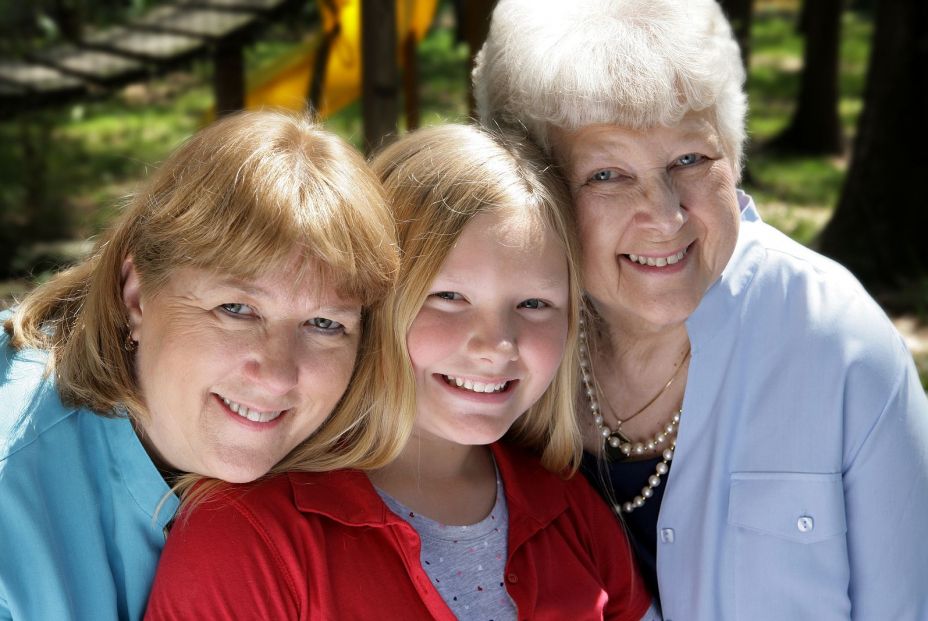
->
xmin=433 ymin=291 xmax=462 ymax=301
xmin=220 ymin=303 xmax=255 ymax=316
xmin=674 ymin=153 xmax=704 ymax=167
xmin=590 ymin=169 xmax=616 ymax=182
xmin=308 ymin=317 xmax=344 ymax=333
xmin=518 ymin=298 xmax=548 ymax=310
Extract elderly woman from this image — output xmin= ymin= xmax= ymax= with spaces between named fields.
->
xmin=474 ymin=1 xmax=928 ymax=619
xmin=0 ymin=110 xmax=401 ymax=620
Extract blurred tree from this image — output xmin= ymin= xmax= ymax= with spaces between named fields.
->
xmin=768 ymin=0 xmax=844 ymax=154
xmin=361 ymin=0 xmax=399 ymax=153
xmin=819 ymin=0 xmax=928 ymax=291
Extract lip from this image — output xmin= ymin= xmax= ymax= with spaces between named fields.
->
xmin=433 ymin=373 xmax=519 ymax=405
xmin=621 ymin=242 xmax=693 ymax=273
xmin=213 ymin=393 xmax=288 ymax=430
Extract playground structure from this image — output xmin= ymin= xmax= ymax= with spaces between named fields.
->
xmin=0 ymin=0 xmax=441 ymax=148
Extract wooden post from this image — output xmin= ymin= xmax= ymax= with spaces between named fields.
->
xmin=402 ymin=32 xmax=419 ymax=131
xmin=361 ymin=0 xmax=399 ymax=154
xmin=462 ymin=0 xmax=494 ymax=117
xmin=213 ymin=37 xmax=245 ymax=117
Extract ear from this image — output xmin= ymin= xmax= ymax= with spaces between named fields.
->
xmin=121 ymin=256 xmax=143 ymax=341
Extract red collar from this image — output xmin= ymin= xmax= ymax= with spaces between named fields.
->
xmin=288 ymin=442 xmax=570 ymax=528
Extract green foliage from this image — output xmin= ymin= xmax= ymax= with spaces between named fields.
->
xmin=744 ymin=8 xmax=872 ymax=252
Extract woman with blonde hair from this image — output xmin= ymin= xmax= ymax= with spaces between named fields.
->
xmin=145 ymin=124 xmax=656 ymax=620
xmin=0 ymin=109 xmax=401 ymax=620
xmin=474 ymin=0 xmax=928 ymax=618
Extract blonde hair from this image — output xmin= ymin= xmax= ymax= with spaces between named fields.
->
xmin=368 ymin=124 xmax=584 ymax=474
xmin=5 ymin=109 xmax=405 ymax=481
xmin=473 ymin=0 xmax=747 ymax=175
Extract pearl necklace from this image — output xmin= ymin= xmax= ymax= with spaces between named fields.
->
xmin=579 ymin=320 xmax=686 ymax=514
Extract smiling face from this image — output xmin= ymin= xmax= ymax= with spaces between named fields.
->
xmin=551 ymin=114 xmax=740 ymax=334
xmin=124 ymin=257 xmax=362 ymax=483
xmin=406 ymin=209 xmax=570 ymax=447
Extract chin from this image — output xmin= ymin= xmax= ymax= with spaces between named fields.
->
xmin=438 ymin=419 xmax=512 ymax=447
xmin=201 ymin=453 xmax=278 ymax=484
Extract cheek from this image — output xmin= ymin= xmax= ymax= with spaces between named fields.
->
xmin=522 ymin=318 xmax=569 ymax=381
xmin=406 ymin=311 xmax=462 ymax=373
xmin=574 ymin=196 xmax=630 ymax=269
xmin=300 ymin=339 xmax=361 ymax=398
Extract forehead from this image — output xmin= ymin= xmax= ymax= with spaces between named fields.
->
xmin=550 ymin=113 xmax=722 ymax=163
xmin=438 ymin=209 xmax=566 ymax=283
xmin=161 ymin=257 xmax=358 ymax=307
xmin=463 ymin=208 xmax=546 ymax=249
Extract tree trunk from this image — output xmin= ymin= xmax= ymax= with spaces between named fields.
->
xmin=718 ymin=0 xmax=754 ymax=74
xmin=361 ymin=0 xmax=399 ymax=154
xmin=818 ymin=0 xmax=928 ymax=291
xmin=213 ymin=37 xmax=245 ymax=117
xmin=460 ymin=0 xmax=495 ymax=117
xmin=768 ymin=0 xmax=844 ymax=154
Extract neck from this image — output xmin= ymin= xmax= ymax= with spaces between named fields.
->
xmin=377 ymin=432 xmax=490 ymax=482
xmin=581 ymin=309 xmax=690 ymax=452
xmin=368 ymin=429 xmax=498 ymax=525
xmin=593 ymin=314 xmax=690 ymax=383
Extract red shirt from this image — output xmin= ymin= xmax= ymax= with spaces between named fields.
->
xmin=146 ymin=443 xmax=650 ymax=620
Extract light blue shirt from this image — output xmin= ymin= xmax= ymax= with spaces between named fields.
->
xmin=0 ymin=313 xmax=179 ymax=620
xmin=654 ymin=193 xmax=928 ymax=620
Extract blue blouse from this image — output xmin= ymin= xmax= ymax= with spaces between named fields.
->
xmin=0 ymin=314 xmax=179 ymax=620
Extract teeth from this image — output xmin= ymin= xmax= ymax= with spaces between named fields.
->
xmin=443 ymin=375 xmax=508 ymax=393
xmin=628 ymin=247 xmax=687 ymax=267
xmin=221 ymin=396 xmax=283 ymax=423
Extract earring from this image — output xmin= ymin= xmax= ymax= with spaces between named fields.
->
xmin=124 ymin=324 xmax=137 ymax=352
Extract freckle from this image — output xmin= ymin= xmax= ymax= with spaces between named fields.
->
xmin=477 ymin=585 xmax=484 ymax=591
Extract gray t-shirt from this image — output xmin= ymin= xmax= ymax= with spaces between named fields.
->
xmin=377 ymin=475 xmax=517 ymax=621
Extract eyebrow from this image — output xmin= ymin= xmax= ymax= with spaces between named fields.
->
xmin=213 ymin=277 xmax=361 ymax=315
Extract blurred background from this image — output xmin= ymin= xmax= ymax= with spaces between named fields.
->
xmin=0 ymin=0 xmax=925 ymax=388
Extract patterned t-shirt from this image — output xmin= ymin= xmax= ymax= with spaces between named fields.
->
xmin=377 ymin=475 xmax=516 ymax=621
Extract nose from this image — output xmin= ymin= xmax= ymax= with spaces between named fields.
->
xmin=467 ymin=311 xmax=520 ymax=365
xmin=244 ymin=328 xmax=300 ymax=396
xmin=635 ymin=173 xmax=687 ymax=236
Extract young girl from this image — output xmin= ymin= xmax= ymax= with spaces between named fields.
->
xmin=145 ymin=125 xmax=655 ymax=620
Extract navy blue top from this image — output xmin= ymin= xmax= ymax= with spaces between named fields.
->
xmin=580 ymin=451 xmax=666 ymax=599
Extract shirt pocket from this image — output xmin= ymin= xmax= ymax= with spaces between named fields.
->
xmin=726 ymin=472 xmax=851 ymax=620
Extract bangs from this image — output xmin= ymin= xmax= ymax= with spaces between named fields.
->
xmin=131 ymin=111 xmax=397 ymax=306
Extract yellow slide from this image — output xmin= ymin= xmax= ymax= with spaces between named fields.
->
xmin=244 ymin=0 xmax=437 ymax=118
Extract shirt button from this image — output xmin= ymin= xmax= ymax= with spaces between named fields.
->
xmin=507 ymin=573 xmax=519 ymax=583
xmin=797 ymin=516 xmax=814 ymax=533
xmin=660 ymin=528 xmax=675 ymax=544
